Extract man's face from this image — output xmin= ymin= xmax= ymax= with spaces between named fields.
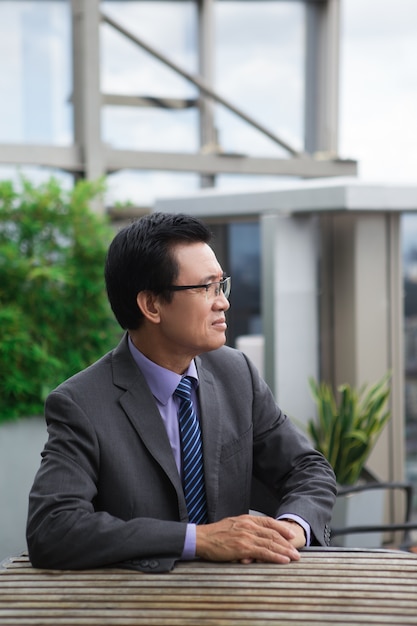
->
xmin=158 ymin=241 xmax=230 ymax=361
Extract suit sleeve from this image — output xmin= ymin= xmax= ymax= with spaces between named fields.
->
xmin=247 ymin=356 xmax=337 ymax=546
xmin=26 ymin=390 xmax=186 ymax=570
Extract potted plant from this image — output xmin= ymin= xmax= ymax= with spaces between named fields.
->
xmin=307 ymin=373 xmax=391 ymax=546
xmin=307 ymin=373 xmax=391 ymax=486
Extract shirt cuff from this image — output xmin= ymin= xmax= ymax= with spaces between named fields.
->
xmin=181 ymin=523 xmax=197 ymax=560
xmin=277 ymin=514 xmax=311 ymax=546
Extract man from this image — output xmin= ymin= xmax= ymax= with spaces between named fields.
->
xmin=27 ymin=212 xmax=336 ymax=572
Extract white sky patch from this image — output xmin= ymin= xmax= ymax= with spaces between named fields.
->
xmin=106 ymin=169 xmax=199 ymax=207
xmin=340 ymin=0 xmax=417 ymax=183
xmin=214 ymin=1 xmax=304 ymax=152
xmin=0 ymin=8 xmax=24 ymax=141
xmin=103 ymin=106 xmax=198 ymax=151
xmin=102 ymin=0 xmax=197 ymax=97
xmin=101 ymin=21 xmax=197 ymax=98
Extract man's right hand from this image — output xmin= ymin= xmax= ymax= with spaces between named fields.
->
xmin=195 ymin=514 xmax=301 ymax=564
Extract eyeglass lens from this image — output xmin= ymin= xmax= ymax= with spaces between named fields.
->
xmin=209 ymin=277 xmax=231 ymax=299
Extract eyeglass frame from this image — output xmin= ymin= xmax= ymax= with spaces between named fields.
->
xmin=165 ymin=276 xmax=231 ymax=300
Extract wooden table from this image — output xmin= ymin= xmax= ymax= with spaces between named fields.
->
xmin=1 ymin=549 xmax=417 ymax=625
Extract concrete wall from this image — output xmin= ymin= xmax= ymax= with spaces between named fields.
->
xmin=0 ymin=417 xmax=47 ymax=561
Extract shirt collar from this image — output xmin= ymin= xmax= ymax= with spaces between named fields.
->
xmin=128 ymin=335 xmax=199 ymax=405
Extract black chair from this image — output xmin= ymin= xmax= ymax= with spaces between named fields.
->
xmin=330 ymin=479 xmax=417 ymax=551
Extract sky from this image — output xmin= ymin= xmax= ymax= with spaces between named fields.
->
xmin=0 ymin=0 xmax=416 ymax=209
xmin=339 ymin=0 xmax=417 ymax=184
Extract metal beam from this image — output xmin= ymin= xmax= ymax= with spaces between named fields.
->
xmin=104 ymin=148 xmax=357 ymax=177
xmin=102 ymin=94 xmax=198 ymax=109
xmin=197 ymin=0 xmax=217 ymax=187
xmin=100 ymin=10 xmax=302 ymax=157
xmin=304 ymin=0 xmax=340 ymax=155
xmin=0 ymin=0 xmax=357 ymax=185
xmin=72 ymin=0 xmax=104 ymax=182
xmin=0 ymin=144 xmax=82 ymax=172
xmin=0 ymin=144 xmax=357 ymax=178
xmin=8 ymin=0 xmax=329 ymax=3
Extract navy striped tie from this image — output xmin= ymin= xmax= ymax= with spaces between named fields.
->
xmin=175 ymin=377 xmax=208 ymax=524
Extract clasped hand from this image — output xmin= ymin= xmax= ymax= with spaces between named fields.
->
xmin=195 ymin=514 xmax=305 ymax=564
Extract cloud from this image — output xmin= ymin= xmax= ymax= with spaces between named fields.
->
xmin=341 ymin=0 xmax=417 ymax=41
xmin=0 ymin=2 xmax=71 ymax=144
xmin=214 ymin=1 xmax=304 ymax=152
xmin=340 ymin=0 xmax=417 ymax=182
xmin=103 ymin=106 xmax=198 ymax=151
xmin=106 ymin=169 xmax=199 ymax=207
xmin=1 ymin=0 xmax=417 ymax=200
xmin=101 ymin=1 xmax=196 ymax=97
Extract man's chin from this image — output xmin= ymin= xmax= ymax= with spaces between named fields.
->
xmin=210 ymin=334 xmax=227 ymax=351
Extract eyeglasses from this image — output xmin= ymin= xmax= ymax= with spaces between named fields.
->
xmin=166 ymin=276 xmax=231 ymax=300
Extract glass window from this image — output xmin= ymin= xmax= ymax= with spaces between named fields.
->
xmin=214 ymin=1 xmax=304 ymax=158
xmin=102 ymin=0 xmax=199 ymax=153
xmin=219 ymin=220 xmax=261 ymax=347
xmin=0 ymin=0 xmax=72 ymax=145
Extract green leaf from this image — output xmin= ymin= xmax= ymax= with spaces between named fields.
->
xmin=306 ymin=373 xmax=391 ymax=485
xmin=0 ymin=175 xmax=121 ymax=423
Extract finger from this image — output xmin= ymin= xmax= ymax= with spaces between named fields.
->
xmin=239 ymin=526 xmax=301 ymax=563
xmin=275 ymin=521 xmax=298 ymax=540
xmin=248 ymin=516 xmax=303 ymax=546
xmin=196 ymin=516 xmax=301 ymax=564
xmin=243 ymin=516 xmax=297 ymax=544
xmin=256 ymin=536 xmax=301 ymax=562
xmin=250 ymin=544 xmax=299 ymax=564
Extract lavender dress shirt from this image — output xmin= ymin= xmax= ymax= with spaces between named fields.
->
xmin=128 ymin=336 xmax=310 ymax=557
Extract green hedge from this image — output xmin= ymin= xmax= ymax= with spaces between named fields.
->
xmin=0 ymin=177 xmax=121 ymax=422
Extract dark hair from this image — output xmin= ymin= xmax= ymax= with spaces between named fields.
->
xmin=105 ymin=212 xmax=212 ymax=329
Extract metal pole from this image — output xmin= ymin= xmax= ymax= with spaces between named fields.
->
xmin=101 ymin=10 xmax=302 ymax=157
xmin=72 ymin=0 xmax=104 ymax=209
xmin=304 ymin=0 xmax=340 ymax=156
xmin=197 ymin=0 xmax=217 ymax=187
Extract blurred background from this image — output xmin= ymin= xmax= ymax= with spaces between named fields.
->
xmin=1 ymin=0 xmax=417 ymax=557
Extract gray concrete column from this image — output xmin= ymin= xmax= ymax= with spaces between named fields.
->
xmin=261 ymin=212 xmax=320 ymax=425
xmin=320 ymin=212 xmax=405 ymax=483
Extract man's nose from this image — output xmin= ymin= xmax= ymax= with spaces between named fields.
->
xmin=215 ymin=291 xmax=230 ymax=310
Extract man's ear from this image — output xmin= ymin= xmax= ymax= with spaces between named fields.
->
xmin=136 ymin=291 xmax=162 ymax=324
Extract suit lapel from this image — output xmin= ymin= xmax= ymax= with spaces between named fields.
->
xmin=112 ymin=336 xmax=187 ymax=519
xmin=195 ymin=357 xmax=223 ymax=521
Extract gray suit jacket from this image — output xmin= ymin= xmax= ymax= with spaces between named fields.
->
xmin=27 ymin=334 xmax=336 ymax=571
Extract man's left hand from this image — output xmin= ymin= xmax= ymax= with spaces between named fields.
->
xmin=278 ymin=519 xmax=306 ymax=549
